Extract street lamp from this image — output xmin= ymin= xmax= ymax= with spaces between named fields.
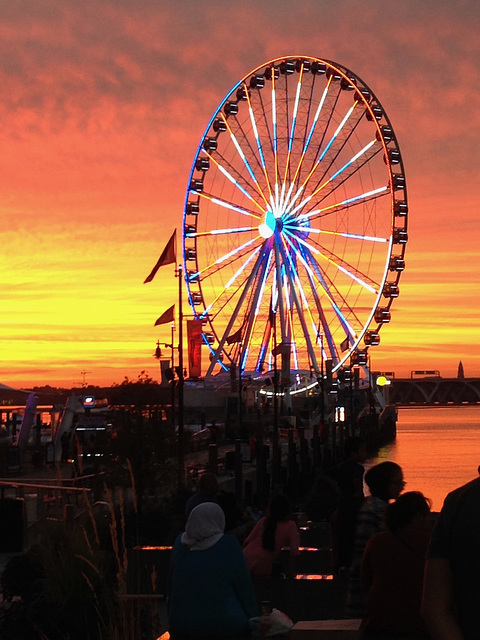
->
xmin=153 ymin=327 xmax=176 ymax=427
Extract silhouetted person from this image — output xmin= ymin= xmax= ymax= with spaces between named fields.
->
xmin=331 ymin=437 xmax=368 ymax=570
xmin=346 ymin=461 xmax=405 ymax=617
xmin=185 ymin=471 xmax=219 ymax=517
xmin=242 ymin=494 xmax=299 ymax=579
xmin=168 ymin=502 xmax=257 ymax=638
xmin=361 ymin=491 xmax=432 ymax=639
xmin=422 ymin=476 xmax=480 ymax=640
xmin=217 ymin=490 xmax=255 ymax=543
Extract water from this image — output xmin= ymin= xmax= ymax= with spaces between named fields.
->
xmin=368 ymin=406 xmax=480 ymax=511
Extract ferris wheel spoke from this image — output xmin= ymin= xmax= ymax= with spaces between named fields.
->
xmin=306 ymin=153 xmax=385 ymax=221
xmin=271 ymin=70 xmax=280 ymax=188
xmin=282 ymin=232 xmax=337 ymax=351
xmin=298 ymin=185 xmax=389 ymax=222
xmin=297 ymin=243 xmax=360 ymax=340
xmin=303 ymin=139 xmax=380 ymax=205
xmin=277 ymin=240 xmax=322 ymax=374
xmin=288 ymin=100 xmax=361 ymax=214
xmin=305 ymin=106 xmax=367 ymax=197
xmin=273 ymin=242 xmax=288 ymax=348
xmin=244 ymin=83 xmax=274 ymax=200
xmin=290 ymin=75 xmax=334 ymax=187
xmin=287 ymin=229 xmax=378 ymax=294
xmin=255 ymin=311 xmax=274 ymax=373
xmin=186 ymin=226 xmax=255 ymax=238
xmin=286 ymin=165 xmax=382 ymax=220
xmin=302 ymin=262 xmax=338 ymax=363
xmin=300 ymin=89 xmax=341 ymax=184
xmin=197 ymin=191 xmax=262 ymax=220
xmin=280 ymin=236 xmax=324 ymax=353
xmin=220 ymin=114 xmax=271 ymax=209
xmin=286 ymin=232 xmax=340 ymax=344
xmin=203 ymin=150 xmax=267 ymax=214
xmin=300 ymin=233 xmax=382 ymax=289
xmin=205 ymin=247 xmax=268 ymax=375
xmin=282 ymin=63 xmax=304 ymax=185
xmin=254 ymin=87 xmax=276 ymax=189
xmin=314 ymin=100 xmax=359 ymax=170
xmin=298 ymin=88 xmax=341 ymax=190
xmin=189 ymin=237 xmax=262 ymax=284
xmin=204 ymin=274 xmax=250 ymax=324
xmin=199 ymin=247 xmax=262 ymax=319
xmin=239 ymin=252 xmax=272 ymax=372
xmin=284 ymin=224 xmax=388 ymax=245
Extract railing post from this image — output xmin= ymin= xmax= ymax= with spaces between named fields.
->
xmin=208 ymin=444 xmax=218 ymax=475
xmin=234 ymin=439 xmax=243 ymax=500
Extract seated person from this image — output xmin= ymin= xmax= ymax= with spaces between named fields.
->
xmin=346 ymin=461 xmax=405 ymax=617
xmin=168 ymin=502 xmax=257 ymax=638
xmin=331 ymin=436 xmax=367 ymax=570
xmin=217 ymin=490 xmax=255 ymax=543
xmin=242 ymin=494 xmax=299 ymax=578
xmin=361 ymin=491 xmax=432 ymax=639
xmin=185 ymin=471 xmax=219 ymax=517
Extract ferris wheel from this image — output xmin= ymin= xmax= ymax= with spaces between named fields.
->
xmin=182 ymin=56 xmax=408 ymax=385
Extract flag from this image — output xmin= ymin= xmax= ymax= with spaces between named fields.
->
xmin=187 ymin=319 xmax=203 ymax=378
xmin=154 ymin=305 xmax=175 ymax=326
xmin=226 ymin=327 xmax=243 ymax=345
xmin=340 ymin=336 xmax=350 ymax=352
xmin=143 ymin=229 xmax=177 ymax=283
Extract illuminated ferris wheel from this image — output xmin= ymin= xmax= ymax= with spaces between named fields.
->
xmin=182 ymin=56 xmax=408 ymax=385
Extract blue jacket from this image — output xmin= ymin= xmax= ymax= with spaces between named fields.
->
xmin=168 ymin=533 xmax=258 ymax=637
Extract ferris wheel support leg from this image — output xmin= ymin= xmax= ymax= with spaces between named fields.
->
xmin=361 ymin=363 xmax=386 ymax=409
xmin=283 ymin=387 xmax=292 ymax=413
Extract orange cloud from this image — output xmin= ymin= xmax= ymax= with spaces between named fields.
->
xmin=1 ymin=1 xmax=479 ymax=388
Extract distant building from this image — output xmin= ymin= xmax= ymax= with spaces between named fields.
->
xmin=457 ymin=361 xmax=465 ymax=379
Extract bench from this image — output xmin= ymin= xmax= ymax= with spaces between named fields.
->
xmin=291 ymin=619 xmax=362 ymax=638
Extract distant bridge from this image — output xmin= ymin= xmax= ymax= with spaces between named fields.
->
xmin=388 ymin=378 xmax=480 ymax=406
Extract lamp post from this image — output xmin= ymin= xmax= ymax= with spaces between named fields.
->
xmin=154 ymin=325 xmax=176 ymax=426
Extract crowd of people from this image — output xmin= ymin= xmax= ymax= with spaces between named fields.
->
xmin=166 ymin=442 xmax=479 ymax=639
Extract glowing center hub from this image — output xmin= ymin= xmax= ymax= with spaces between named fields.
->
xmin=258 ymin=209 xmax=277 ymax=239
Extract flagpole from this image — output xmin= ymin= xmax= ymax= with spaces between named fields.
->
xmin=272 ymin=310 xmax=280 ymax=488
xmin=177 ymin=262 xmax=185 ymax=490
xmin=171 ymin=322 xmax=175 ymax=432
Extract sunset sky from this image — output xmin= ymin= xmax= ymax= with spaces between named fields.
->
xmin=1 ymin=0 xmax=479 ymax=389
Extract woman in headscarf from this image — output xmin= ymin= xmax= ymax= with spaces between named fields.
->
xmin=167 ymin=502 xmax=257 ymax=638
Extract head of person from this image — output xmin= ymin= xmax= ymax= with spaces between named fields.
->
xmin=262 ymin=494 xmax=292 ymax=551
xmin=344 ymin=436 xmax=367 ymax=462
xmin=365 ymin=461 xmax=404 ymax=501
xmin=385 ymin=491 xmax=431 ymax=533
xmin=267 ymin=494 xmax=291 ymax=522
xmin=181 ymin=502 xmax=225 ymax=550
xmin=198 ymin=472 xmax=218 ymax=497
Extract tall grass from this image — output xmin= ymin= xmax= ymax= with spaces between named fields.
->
xmin=0 ymin=456 xmax=169 ymax=639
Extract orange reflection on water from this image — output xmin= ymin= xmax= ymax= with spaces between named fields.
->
xmin=369 ymin=406 xmax=480 ymax=512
